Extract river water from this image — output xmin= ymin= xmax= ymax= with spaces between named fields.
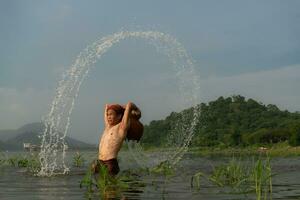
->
xmin=1 ymin=150 xmax=300 ymax=200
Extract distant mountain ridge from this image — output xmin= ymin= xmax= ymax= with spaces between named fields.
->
xmin=0 ymin=122 xmax=96 ymax=151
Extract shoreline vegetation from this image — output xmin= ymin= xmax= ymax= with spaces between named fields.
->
xmin=2 ymin=141 xmax=300 ymax=157
xmin=125 ymin=141 xmax=300 ymax=157
xmin=188 ymin=142 xmax=300 ymax=157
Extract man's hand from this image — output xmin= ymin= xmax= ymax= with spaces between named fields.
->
xmin=123 ymin=102 xmax=141 ymax=119
xmin=127 ymin=101 xmax=133 ymax=109
xmin=122 ymin=102 xmax=133 ymax=108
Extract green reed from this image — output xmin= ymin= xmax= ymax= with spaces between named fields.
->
xmin=191 ymin=171 xmax=206 ymax=190
xmin=80 ymin=162 xmax=130 ymax=199
xmin=191 ymin=155 xmax=273 ymax=199
xmin=0 ymin=158 xmax=5 ymax=166
xmin=209 ymin=157 xmax=250 ymax=191
xmin=80 ymin=166 xmax=97 ymax=199
xmin=72 ymin=152 xmax=85 ymax=168
xmin=150 ymin=160 xmax=174 ymax=177
xmin=7 ymin=156 xmax=19 ymax=167
xmin=250 ymin=156 xmax=272 ymax=200
xmin=26 ymin=154 xmax=41 ymax=173
xmin=0 ymin=152 xmax=6 ymax=166
xmin=1 ymin=153 xmax=41 ymax=173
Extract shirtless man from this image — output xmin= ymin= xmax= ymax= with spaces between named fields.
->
xmin=93 ymin=102 xmax=139 ymax=176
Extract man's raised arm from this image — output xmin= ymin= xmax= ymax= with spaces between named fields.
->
xmin=119 ymin=102 xmax=134 ymax=134
xmin=104 ymin=104 xmax=109 ymax=127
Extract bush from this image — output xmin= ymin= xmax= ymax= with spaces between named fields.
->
xmin=245 ymin=128 xmax=290 ymax=145
xmin=289 ymin=126 xmax=300 ymax=146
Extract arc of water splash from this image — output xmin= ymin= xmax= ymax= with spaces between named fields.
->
xmin=38 ymin=31 xmax=201 ymax=176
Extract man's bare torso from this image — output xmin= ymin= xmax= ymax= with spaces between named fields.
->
xmin=98 ymin=123 xmax=126 ymax=160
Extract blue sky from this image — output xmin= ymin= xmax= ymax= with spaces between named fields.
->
xmin=0 ymin=0 xmax=299 ymax=143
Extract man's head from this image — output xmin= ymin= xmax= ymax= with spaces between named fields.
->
xmin=107 ymin=104 xmax=125 ymax=126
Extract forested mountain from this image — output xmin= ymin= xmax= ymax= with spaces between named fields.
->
xmin=141 ymin=95 xmax=300 ymax=147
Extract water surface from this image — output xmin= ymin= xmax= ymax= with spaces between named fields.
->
xmin=1 ymin=151 xmax=300 ymax=200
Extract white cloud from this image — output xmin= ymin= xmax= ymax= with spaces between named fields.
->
xmin=200 ymin=65 xmax=300 ymax=112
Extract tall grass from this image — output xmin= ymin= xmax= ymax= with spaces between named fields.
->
xmin=190 ymin=142 xmax=300 ymax=157
xmin=190 ymin=171 xmax=205 ymax=191
xmin=0 ymin=152 xmax=6 ymax=166
xmin=209 ymin=157 xmax=250 ymax=192
xmin=150 ymin=160 xmax=174 ymax=177
xmin=72 ymin=152 xmax=85 ymax=167
xmin=251 ymin=156 xmax=272 ymax=200
xmin=80 ymin=162 xmax=130 ymax=199
xmin=191 ymin=155 xmax=273 ymax=199
xmin=0 ymin=153 xmax=41 ymax=173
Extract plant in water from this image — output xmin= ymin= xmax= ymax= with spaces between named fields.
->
xmin=80 ymin=163 xmax=130 ymax=199
xmin=191 ymin=171 xmax=206 ymax=190
xmin=26 ymin=154 xmax=41 ymax=173
xmin=0 ymin=158 xmax=4 ymax=166
xmin=3 ymin=153 xmax=41 ymax=173
xmin=7 ymin=156 xmax=19 ymax=167
xmin=80 ymin=166 xmax=97 ymax=199
xmin=191 ymin=155 xmax=273 ymax=200
xmin=148 ymin=160 xmax=176 ymax=199
xmin=97 ymin=165 xmax=129 ymax=194
xmin=73 ymin=152 xmax=85 ymax=167
xmin=209 ymin=157 xmax=250 ymax=191
xmin=150 ymin=160 xmax=174 ymax=177
xmin=0 ymin=152 xmax=6 ymax=166
xmin=250 ymin=156 xmax=273 ymax=200
xmin=17 ymin=157 xmax=29 ymax=167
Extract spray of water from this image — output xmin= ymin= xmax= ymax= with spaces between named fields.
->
xmin=37 ymin=31 xmax=201 ymax=176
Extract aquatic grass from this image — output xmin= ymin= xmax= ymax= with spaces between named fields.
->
xmin=191 ymin=171 xmax=206 ymax=190
xmin=191 ymin=155 xmax=274 ymax=199
xmin=4 ymin=155 xmax=27 ymax=167
xmin=253 ymin=159 xmax=263 ymax=200
xmin=17 ymin=157 xmax=29 ymax=167
xmin=7 ymin=156 xmax=19 ymax=167
xmin=0 ymin=152 xmax=6 ymax=166
xmin=80 ymin=163 xmax=132 ymax=199
xmin=0 ymin=158 xmax=5 ymax=166
xmin=1 ymin=153 xmax=41 ymax=173
xmin=80 ymin=166 xmax=97 ymax=199
xmin=72 ymin=152 xmax=85 ymax=168
xmin=25 ymin=154 xmax=41 ymax=173
xmin=147 ymin=160 xmax=177 ymax=199
xmin=150 ymin=160 xmax=175 ymax=177
xmin=190 ymin=142 xmax=300 ymax=157
xmin=250 ymin=156 xmax=273 ymax=200
xmin=209 ymin=157 xmax=250 ymax=191
xmin=96 ymin=164 xmax=123 ymax=190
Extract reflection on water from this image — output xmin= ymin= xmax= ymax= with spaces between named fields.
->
xmin=1 ymin=151 xmax=300 ymax=200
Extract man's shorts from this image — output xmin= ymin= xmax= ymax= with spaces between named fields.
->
xmin=92 ymin=158 xmax=120 ymax=176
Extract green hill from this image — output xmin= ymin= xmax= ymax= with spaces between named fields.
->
xmin=141 ymin=95 xmax=300 ymax=147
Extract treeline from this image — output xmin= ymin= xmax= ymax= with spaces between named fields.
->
xmin=141 ymin=95 xmax=300 ymax=147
